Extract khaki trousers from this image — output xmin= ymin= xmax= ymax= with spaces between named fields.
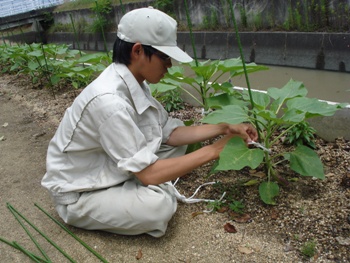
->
xmin=55 ymin=144 xmax=187 ymax=237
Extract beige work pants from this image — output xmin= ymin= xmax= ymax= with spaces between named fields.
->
xmin=55 ymin=144 xmax=187 ymax=238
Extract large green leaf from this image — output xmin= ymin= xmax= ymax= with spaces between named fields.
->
xmin=28 ymin=61 xmax=40 ymax=71
xmin=267 ymin=79 xmax=307 ymax=101
xmin=167 ymin=66 xmax=185 ymax=77
xmin=254 ymin=109 xmax=277 ymax=120
xmin=191 ymin=60 xmax=219 ymax=80
xmin=286 ymin=97 xmax=345 ymax=117
xmin=149 ymin=82 xmax=177 ymax=93
xmin=56 ymin=46 xmax=69 ymax=55
xmin=76 ymin=53 xmax=107 ymax=63
xmin=211 ymin=81 xmax=234 ymax=94
xmin=216 ymin=137 xmax=264 ymax=170
xmin=202 ymin=105 xmax=250 ymax=124
xmin=50 ymin=75 xmax=61 ymax=85
xmin=27 ymin=50 xmax=43 ymax=58
xmin=165 ymin=73 xmax=198 ymax=86
xmin=242 ymin=90 xmax=271 ymax=110
xmin=207 ymin=93 xmax=248 ymax=109
xmin=286 ymin=145 xmax=325 ymax=179
xmin=218 ymin=57 xmax=243 ymax=70
xmin=218 ymin=58 xmax=268 ymax=75
xmin=281 ymin=108 xmax=306 ymax=123
xmin=259 ymin=181 xmax=279 ymax=205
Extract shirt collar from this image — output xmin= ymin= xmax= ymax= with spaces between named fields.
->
xmin=112 ymin=63 xmax=153 ymax=115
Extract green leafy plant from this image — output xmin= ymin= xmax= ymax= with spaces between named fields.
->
xmin=228 ymin=200 xmax=244 ymax=214
xmin=90 ymin=0 xmax=112 ymax=34
xmin=0 ymin=43 xmax=110 ymax=93
xmin=151 ymin=87 xmax=184 ymax=112
xmin=282 ymin=121 xmax=317 ymax=148
xmin=152 ymin=0 xmax=348 ymax=206
xmin=150 ymin=59 xmax=268 ymax=111
xmin=153 ymin=0 xmax=175 ymax=17
xmin=239 ymin=4 xmax=248 ymax=28
xmin=206 ymin=199 xmax=225 ymax=212
xmin=89 ymin=0 xmax=113 ymax=60
xmin=202 ymin=79 xmax=346 ymax=204
xmin=301 ymin=240 xmax=317 ymax=258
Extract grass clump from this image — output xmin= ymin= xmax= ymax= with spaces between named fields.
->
xmin=301 ymin=240 xmax=317 ymax=258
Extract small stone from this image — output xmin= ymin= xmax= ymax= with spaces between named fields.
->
xmin=335 ymin=236 xmax=350 ymax=246
xmin=33 ymin=132 xmax=46 ymax=138
xmin=284 ymin=244 xmax=295 ymax=252
xmin=340 ymin=173 xmax=350 ymax=188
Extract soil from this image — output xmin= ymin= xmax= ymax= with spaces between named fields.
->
xmin=0 ymin=73 xmax=349 ymax=263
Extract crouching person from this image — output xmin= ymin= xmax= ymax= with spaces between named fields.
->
xmin=42 ymin=7 xmax=258 ymax=237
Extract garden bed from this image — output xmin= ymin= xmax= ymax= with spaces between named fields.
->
xmin=0 ymin=73 xmax=349 ymax=262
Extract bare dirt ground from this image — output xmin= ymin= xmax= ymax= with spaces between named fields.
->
xmin=0 ymin=73 xmax=349 ymax=263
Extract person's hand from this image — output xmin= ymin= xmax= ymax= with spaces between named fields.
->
xmin=225 ymin=123 xmax=258 ymax=143
xmin=208 ymin=123 xmax=258 ymax=160
xmin=209 ymin=134 xmax=235 ymax=159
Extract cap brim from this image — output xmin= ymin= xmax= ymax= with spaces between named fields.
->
xmin=152 ymin=45 xmax=193 ymax=63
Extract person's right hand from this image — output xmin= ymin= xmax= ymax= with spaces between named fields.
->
xmin=209 ymin=134 xmax=235 ymax=159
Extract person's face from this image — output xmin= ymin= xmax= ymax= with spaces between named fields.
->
xmin=129 ymin=43 xmax=172 ymax=84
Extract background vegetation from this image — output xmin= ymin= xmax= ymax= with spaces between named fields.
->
xmin=53 ymin=0 xmax=349 ymax=32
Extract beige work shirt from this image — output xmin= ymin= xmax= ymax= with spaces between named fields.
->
xmin=42 ymin=63 xmax=183 ymax=204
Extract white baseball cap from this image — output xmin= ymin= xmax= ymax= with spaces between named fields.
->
xmin=117 ymin=7 xmax=193 ymax=63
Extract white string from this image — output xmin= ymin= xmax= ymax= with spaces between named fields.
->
xmin=170 ymin=179 xmax=226 ymax=206
xmin=248 ymin=141 xmax=271 ymax=154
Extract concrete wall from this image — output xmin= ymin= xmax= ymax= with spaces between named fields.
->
xmin=45 ymin=31 xmax=350 ymax=73
xmin=52 ymin=0 xmax=153 ymax=30
xmin=47 ymin=0 xmax=350 ymax=72
xmin=174 ymin=0 xmax=350 ymax=30
xmin=177 ymin=32 xmax=350 ymax=72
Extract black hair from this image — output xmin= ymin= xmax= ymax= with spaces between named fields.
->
xmin=112 ymin=37 xmax=156 ymax=65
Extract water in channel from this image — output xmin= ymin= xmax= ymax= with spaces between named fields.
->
xmin=231 ymin=65 xmax=350 ymax=104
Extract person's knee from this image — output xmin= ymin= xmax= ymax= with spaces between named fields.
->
xmin=138 ymin=184 xmax=177 ymax=224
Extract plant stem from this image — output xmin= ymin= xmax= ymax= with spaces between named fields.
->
xmin=183 ymin=0 xmax=198 ymax=66
xmin=35 ymin=203 xmax=109 ymax=263
xmin=227 ymin=0 xmax=261 ymax=139
xmin=40 ymin=44 xmax=56 ymax=99
xmin=13 ymin=242 xmax=44 ymax=263
xmin=7 ymin=205 xmax=51 ymax=262
xmin=119 ymin=0 xmax=125 ymax=14
xmin=0 ymin=236 xmax=46 ymax=262
xmin=69 ymin=14 xmax=83 ymax=58
xmin=20 ymin=27 xmax=47 ymax=88
xmin=184 ymin=0 xmax=204 ymax=106
xmin=270 ymin=123 xmax=298 ymax=146
xmin=179 ymin=86 xmax=205 ymax=107
xmin=94 ymin=0 xmax=110 ymax=63
xmin=1 ymin=32 xmax=7 ymax=46
xmin=7 ymin=203 xmax=76 ymax=263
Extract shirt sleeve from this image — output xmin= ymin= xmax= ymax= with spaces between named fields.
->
xmin=97 ymin=102 xmax=159 ymax=174
xmin=161 ymin=117 xmax=185 ymax=143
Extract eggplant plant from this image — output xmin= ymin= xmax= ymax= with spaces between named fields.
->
xmin=0 ymin=43 xmax=109 ymax=91
xmin=150 ymin=58 xmax=268 ymax=111
xmin=202 ymin=79 xmax=347 ymax=204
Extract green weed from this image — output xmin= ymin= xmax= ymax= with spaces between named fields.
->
xmin=301 ymin=240 xmax=317 ymax=258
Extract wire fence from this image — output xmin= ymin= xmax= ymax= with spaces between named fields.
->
xmin=0 ymin=0 xmax=65 ymax=18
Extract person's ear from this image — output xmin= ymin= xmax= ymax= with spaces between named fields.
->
xmin=131 ymin=43 xmax=143 ymax=59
